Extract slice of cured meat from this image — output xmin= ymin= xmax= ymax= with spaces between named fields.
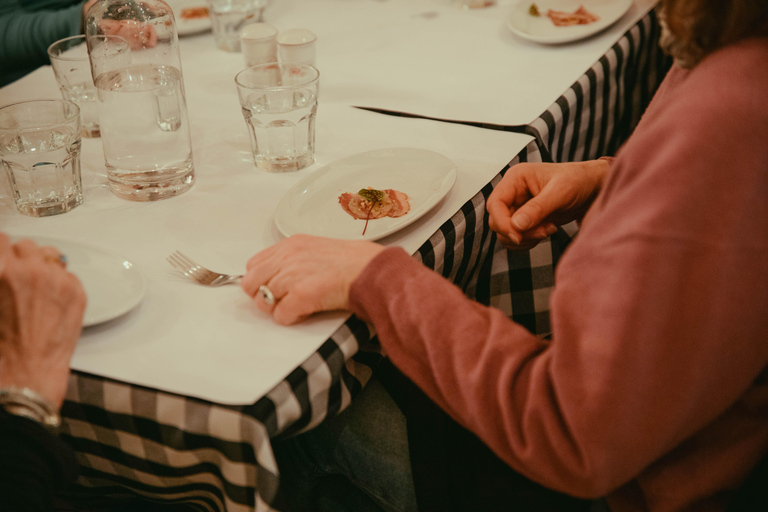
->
xmin=338 ymin=188 xmax=411 ymax=235
xmin=546 ymin=5 xmax=599 ymax=26
xmin=180 ymin=7 xmax=209 ymax=19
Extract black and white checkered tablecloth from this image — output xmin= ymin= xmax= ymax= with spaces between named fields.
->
xmin=58 ymin=11 xmax=671 ymax=512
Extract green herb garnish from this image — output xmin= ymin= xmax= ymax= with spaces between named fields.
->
xmin=529 ymin=3 xmax=540 ymax=16
xmin=358 ymin=188 xmax=385 ymax=236
xmin=358 ymin=188 xmax=385 ymax=203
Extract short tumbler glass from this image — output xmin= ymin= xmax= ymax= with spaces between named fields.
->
xmin=48 ymin=34 xmax=131 ymax=138
xmin=47 ymin=35 xmax=101 ymax=138
xmin=235 ymin=63 xmax=319 ymax=173
xmin=0 ymin=99 xmax=83 ymax=217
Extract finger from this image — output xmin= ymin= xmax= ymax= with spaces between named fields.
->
xmin=510 ymin=185 xmax=562 ymax=232
xmin=523 ymin=224 xmax=557 ymax=241
xmin=52 ymin=272 xmax=87 ymax=344
xmin=40 ymin=246 xmax=66 ymax=269
xmin=12 ymin=238 xmax=41 ymax=258
xmin=253 ymin=281 xmax=282 ymax=313
xmin=498 ymin=237 xmax=542 ymax=252
xmin=242 ymin=250 xmax=283 ymax=298
xmin=487 ymin=199 xmax=517 ymax=237
xmin=271 ymin=289 xmax=316 ymax=326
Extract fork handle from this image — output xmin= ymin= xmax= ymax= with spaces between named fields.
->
xmin=214 ymin=275 xmax=244 ymax=286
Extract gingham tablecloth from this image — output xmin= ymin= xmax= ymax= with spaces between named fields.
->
xmin=59 ymin=11 xmax=672 ymax=512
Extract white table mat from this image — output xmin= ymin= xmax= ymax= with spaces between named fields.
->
xmin=259 ymin=0 xmax=658 ymax=125
xmin=1 ymin=63 xmax=532 ymax=404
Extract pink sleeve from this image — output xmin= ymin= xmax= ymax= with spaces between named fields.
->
xmin=349 ymin=42 xmax=768 ymax=498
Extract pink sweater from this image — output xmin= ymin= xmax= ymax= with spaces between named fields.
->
xmin=349 ymin=38 xmax=768 ymax=511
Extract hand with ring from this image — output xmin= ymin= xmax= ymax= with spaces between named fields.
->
xmin=0 ymin=233 xmax=87 ymax=410
xmin=241 ymin=234 xmax=385 ymax=325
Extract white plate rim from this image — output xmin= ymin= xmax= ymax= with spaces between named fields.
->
xmin=506 ymin=0 xmax=633 ymax=44
xmin=274 ymin=148 xmax=458 ymax=242
xmin=8 ymin=235 xmax=146 ymax=327
xmin=166 ymin=0 xmax=212 ymax=36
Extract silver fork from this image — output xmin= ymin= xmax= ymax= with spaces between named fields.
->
xmin=167 ymin=251 xmax=243 ymax=287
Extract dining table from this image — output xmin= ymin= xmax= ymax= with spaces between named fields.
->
xmin=0 ymin=0 xmax=671 ymax=510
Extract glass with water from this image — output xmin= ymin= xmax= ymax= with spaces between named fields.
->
xmin=235 ymin=63 xmax=319 ymax=172
xmin=207 ymin=0 xmax=267 ymax=52
xmin=47 ymin=35 xmax=130 ymax=138
xmin=0 ymin=100 xmax=83 ymax=217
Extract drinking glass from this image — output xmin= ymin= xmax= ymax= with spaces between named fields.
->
xmin=47 ymin=34 xmax=129 ymax=138
xmin=0 ymin=100 xmax=83 ymax=217
xmin=235 ymin=63 xmax=319 ymax=172
xmin=207 ymin=0 xmax=267 ymax=52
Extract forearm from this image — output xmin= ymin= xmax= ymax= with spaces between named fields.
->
xmin=0 ymin=410 xmax=77 ymax=512
xmin=349 ymin=244 xmax=768 ymax=497
xmin=0 ymin=3 xmax=84 ymax=68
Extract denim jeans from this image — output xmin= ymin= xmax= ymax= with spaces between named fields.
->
xmin=271 ymin=377 xmax=418 ymax=512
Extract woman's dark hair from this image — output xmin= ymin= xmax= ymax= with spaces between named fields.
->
xmin=658 ymin=0 xmax=768 ymax=68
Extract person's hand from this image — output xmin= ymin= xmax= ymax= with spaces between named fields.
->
xmin=487 ymin=159 xmax=610 ymax=250
xmin=241 ymin=235 xmax=385 ymax=326
xmin=0 ymin=234 xmax=87 ymax=410
xmin=99 ymin=19 xmax=158 ymax=50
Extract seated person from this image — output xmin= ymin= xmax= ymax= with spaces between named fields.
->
xmin=240 ymin=0 xmax=768 ymax=510
xmin=0 ymin=0 xmax=156 ymax=87
xmin=0 ymin=0 xmax=98 ymax=86
xmin=0 ymin=233 xmax=87 ymax=511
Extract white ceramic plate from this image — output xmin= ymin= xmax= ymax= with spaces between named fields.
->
xmin=167 ymin=0 xmax=211 ymax=36
xmin=275 ymin=148 xmax=457 ymax=241
xmin=9 ymin=235 xmax=146 ymax=327
xmin=507 ymin=0 xmax=633 ymax=44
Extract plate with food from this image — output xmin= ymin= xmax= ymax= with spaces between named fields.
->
xmin=166 ymin=0 xmax=211 ymax=36
xmin=507 ymin=0 xmax=633 ymax=44
xmin=8 ymin=235 xmax=146 ymax=327
xmin=275 ymin=148 xmax=457 ymax=241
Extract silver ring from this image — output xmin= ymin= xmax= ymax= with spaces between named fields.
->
xmin=259 ymin=285 xmax=275 ymax=305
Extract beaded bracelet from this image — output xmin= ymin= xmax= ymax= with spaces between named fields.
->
xmin=0 ymin=387 xmax=61 ymax=431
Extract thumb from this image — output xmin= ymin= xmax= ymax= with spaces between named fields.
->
xmin=511 ymin=187 xmax=560 ymax=231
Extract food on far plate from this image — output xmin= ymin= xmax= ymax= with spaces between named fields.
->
xmin=180 ymin=6 xmax=209 ymax=19
xmin=545 ymin=5 xmax=600 ymax=26
xmin=339 ymin=188 xmax=410 ymax=236
xmin=529 ymin=3 xmax=541 ymax=16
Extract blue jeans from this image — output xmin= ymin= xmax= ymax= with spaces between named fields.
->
xmin=271 ymin=377 xmax=418 ymax=512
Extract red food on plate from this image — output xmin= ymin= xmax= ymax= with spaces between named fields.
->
xmin=180 ymin=6 xmax=209 ymax=19
xmin=546 ymin=5 xmax=599 ymax=26
xmin=339 ymin=188 xmax=410 ymax=235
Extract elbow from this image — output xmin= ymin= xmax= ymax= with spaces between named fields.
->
xmin=537 ymin=451 xmax=636 ymax=499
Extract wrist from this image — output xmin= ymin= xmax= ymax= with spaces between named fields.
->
xmin=0 ymin=360 xmax=71 ymax=410
xmin=0 ymin=387 xmax=61 ymax=432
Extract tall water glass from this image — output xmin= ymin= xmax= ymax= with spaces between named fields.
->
xmin=235 ymin=63 xmax=319 ymax=172
xmin=207 ymin=0 xmax=267 ymax=52
xmin=84 ymin=0 xmax=195 ymax=201
xmin=47 ymin=35 xmax=130 ymax=138
xmin=0 ymin=100 xmax=83 ymax=217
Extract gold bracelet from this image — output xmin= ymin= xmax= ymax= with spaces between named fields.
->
xmin=0 ymin=387 xmax=61 ymax=431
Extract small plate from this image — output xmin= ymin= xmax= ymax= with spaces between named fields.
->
xmin=507 ymin=0 xmax=633 ymax=44
xmin=167 ymin=0 xmax=211 ymax=36
xmin=275 ymin=148 xmax=457 ymax=241
xmin=9 ymin=235 xmax=146 ymax=327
